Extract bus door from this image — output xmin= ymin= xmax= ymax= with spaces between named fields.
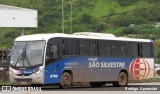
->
xmin=44 ymin=42 xmax=61 ymax=84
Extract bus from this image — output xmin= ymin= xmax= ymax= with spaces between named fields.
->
xmin=9 ymin=32 xmax=154 ymax=88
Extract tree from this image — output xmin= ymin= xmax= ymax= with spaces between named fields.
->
xmin=80 ymin=14 xmax=93 ymax=24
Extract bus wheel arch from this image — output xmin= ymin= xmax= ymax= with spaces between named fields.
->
xmin=119 ymin=69 xmax=128 ymax=78
xmin=62 ymin=70 xmax=73 ymax=82
xmin=112 ymin=69 xmax=128 ymax=87
xmin=157 ymin=70 xmax=160 ymax=76
xmin=59 ymin=70 xmax=73 ymax=89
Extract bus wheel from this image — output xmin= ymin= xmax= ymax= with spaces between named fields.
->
xmin=118 ymin=72 xmax=128 ymax=86
xmin=60 ymin=72 xmax=72 ymax=89
xmin=157 ymin=70 xmax=160 ymax=76
xmin=113 ymin=72 xmax=128 ymax=87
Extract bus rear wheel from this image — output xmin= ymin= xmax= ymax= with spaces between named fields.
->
xmin=157 ymin=70 xmax=160 ymax=76
xmin=60 ymin=72 xmax=72 ymax=89
xmin=112 ymin=72 xmax=128 ymax=87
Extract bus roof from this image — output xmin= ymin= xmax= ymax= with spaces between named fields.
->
xmin=15 ymin=33 xmax=153 ymax=43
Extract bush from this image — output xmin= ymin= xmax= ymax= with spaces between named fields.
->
xmin=123 ymin=27 xmax=136 ymax=34
xmin=96 ymin=24 xmax=106 ymax=32
xmin=73 ymin=25 xmax=92 ymax=33
xmin=134 ymin=5 xmax=160 ymax=21
xmin=80 ymin=14 xmax=93 ymax=24
xmin=148 ymin=0 xmax=160 ymax=3
xmin=117 ymin=0 xmax=138 ymax=6
xmin=109 ymin=17 xmax=146 ymax=27
xmin=106 ymin=28 xmax=124 ymax=36
xmin=121 ymin=24 xmax=160 ymax=39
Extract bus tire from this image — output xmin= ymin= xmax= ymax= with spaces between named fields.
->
xmin=0 ymin=72 xmax=6 ymax=81
xmin=157 ymin=70 xmax=160 ymax=76
xmin=112 ymin=72 xmax=128 ymax=87
xmin=118 ymin=72 xmax=128 ymax=86
xmin=59 ymin=72 xmax=72 ymax=89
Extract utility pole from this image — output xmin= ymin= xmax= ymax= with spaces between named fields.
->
xmin=21 ymin=28 xmax=24 ymax=35
xmin=69 ymin=2 xmax=73 ymax=34
xmin=62 ymin=0 xmax=64 ymax=33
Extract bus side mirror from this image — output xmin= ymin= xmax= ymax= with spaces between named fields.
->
xmin=46 ymin=56 xmax=49 ymax=60
xmin=46 ymin=52 xmax=54 ymax=60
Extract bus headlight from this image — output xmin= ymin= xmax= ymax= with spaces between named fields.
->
xmin=9 ymin=69 xmax=14 ymax=75
xmin=36 ymin=77 xmax=41 ymax=81
xmin=9 ymin=70 xmax=13 ymax=75
xmin=35 ymin=69 xmax=42 ymax=75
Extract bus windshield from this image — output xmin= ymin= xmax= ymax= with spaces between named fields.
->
xmin=10 ymin=41 xmax=45 ymax=68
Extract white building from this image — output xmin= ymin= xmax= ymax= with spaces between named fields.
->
xmin=0 ymin=4 xmax=37 ymax=27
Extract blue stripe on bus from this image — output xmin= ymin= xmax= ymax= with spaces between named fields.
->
xmin=20 ymin=67 xmax=39 ymax=75
xmin=44 ymin=57 xmax=135 ymax=84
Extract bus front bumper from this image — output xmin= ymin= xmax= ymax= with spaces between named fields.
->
xmin=9 ymin=69 xmax=44 ymax=85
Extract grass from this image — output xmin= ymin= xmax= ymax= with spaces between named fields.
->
xmin=92 ymin=0 xmax=109 ymax=18
xmin=129 ymin=78 xmax=160 ymax=83
xmin=0 ymin=81 xmax=12 ymax=85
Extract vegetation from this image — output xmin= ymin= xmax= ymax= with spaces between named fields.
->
xmin=0 ymin=81 xmax=11 ymax=85
xmin=129 ymin=78 xmax=160 ymax=83
xmin=1 ymin=0 xmax=160 ymax=61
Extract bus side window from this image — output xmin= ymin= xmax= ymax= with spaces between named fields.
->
xmin=80 ymin=40 xmax=89 ymax=55
xmin=112 ymin=42 xmax=126 ymax=57
xmin=80 ymin=40 xmax=97 ymax=56
xmin=98 ymin=42 xmax=111 ymax=56
xmin=63 ymin=39 xmax=80 ymax=55
xmin=142 ymin=43 xmax=152 ymax=58
xmin=49 ymin=44 xmax=58 ymax=60
xmin=127 ymin=43 xmax=138 ymax=58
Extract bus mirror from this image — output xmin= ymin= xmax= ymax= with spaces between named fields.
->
xmin=46 ymin=56 xmax=49 ymax=60
xmin=46 ymin=52 xmax=58 ymax=60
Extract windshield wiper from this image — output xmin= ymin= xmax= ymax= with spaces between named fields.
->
xmin=21 ymin=48 xmax=31 ymax=67
xmin=15 ymin=47 xmax=31 ymax=68
xmin=15 ymin=48 xmax=25 ymax=67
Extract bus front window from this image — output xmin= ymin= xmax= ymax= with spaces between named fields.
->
xmin=10 ymin=41 xmax=45 ymax=68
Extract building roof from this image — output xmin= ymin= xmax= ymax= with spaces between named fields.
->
xmin=0 ymin=4 xmax=37 ymax=27
xmin=0 ymin=4 xmax=36 ymax=11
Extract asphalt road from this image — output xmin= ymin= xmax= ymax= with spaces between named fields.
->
xmin=42 ymin=82 xmax=160 ymax=91
xmin=1 ymin=82 xmax=160 ymax=94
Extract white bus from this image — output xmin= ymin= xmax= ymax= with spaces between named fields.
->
xmin=9 ymin=32 xmax=154 ymax=88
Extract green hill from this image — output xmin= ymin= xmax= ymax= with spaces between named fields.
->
xmin=1 ymin=0 xmax=160 ymax=48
